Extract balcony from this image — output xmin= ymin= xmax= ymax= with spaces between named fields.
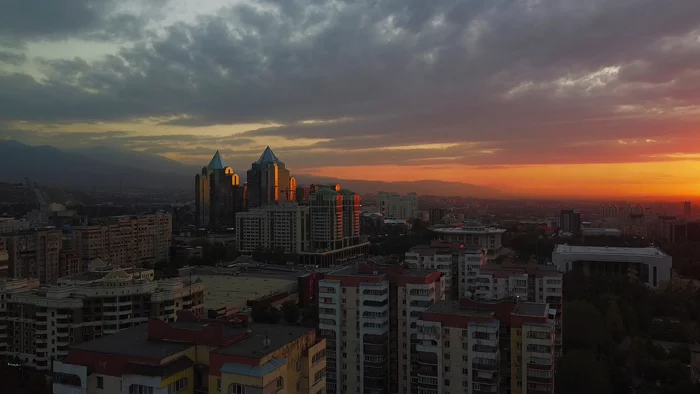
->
xmin=473 ymin=360 xmax=498 ymax=371
xmin=417 ymin=352 xmax=438 ymax=365
xmin=417 ymin=365 xmax=437 ymax=377
xmin=473 ymin=375 xmax=498 ymax=385
xmin=527 ymin=376 xmax=553 ymax=384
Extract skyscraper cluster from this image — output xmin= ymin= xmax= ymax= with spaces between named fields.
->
xmin=198 ymin=147 xmax=368 ymax=265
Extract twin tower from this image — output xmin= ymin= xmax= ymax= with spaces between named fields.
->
xmin=194 ymin=146 xmax=296 ymax=229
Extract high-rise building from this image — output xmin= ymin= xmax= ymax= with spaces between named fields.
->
xmin=53 ymin=313 xmax=326 ymax=394
xmin=377 ymin=192 xmax=418 ymax=219
xmin=195 ymin=151 xmax=243 ymax=229
xmin=602 ymin=205 xmax=619 ymax=221
xmin=0 ymin=218 xmax=30 ymax=234
xmin=415 ymin=297 xmax=557 ymax=394
xmin=462 ymin=262 xmax=563 ymax=358
xmin=235 ymin=202 xmax=309 ymax=253
xmin=0 ymin=269 xmax=204 ymax=370
xmin=318 ymin=262 xmax=445 ymax=394
xmin=3 ymin=229 xmax=63 ymax=284
xmin=405 ymin=241 xmax=463 ymax=300
xmin=246 ymin=146 xmax=294 ymax=208
xmin=74 ymin=212 xmax=172 ymax=268
xmin=559 ymin=209 xmax=581 ymax=233
xmin=309 ymin=188 xmax=360 ymax=251
xmin=684 ymin=200 xmax=692 ymax=220
xmin=429 ymin=208 xmax=447 ymax=225
xmin=296 ymin=184 xmax=312 ymax=205
xmin=0 ymin=237 xmax=9 ymax=278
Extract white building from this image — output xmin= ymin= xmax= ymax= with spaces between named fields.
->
xmin=377 ymin=192 xmax=418 ymax=220
xmin=0 ymin=270 xmax=204 ymax=370
xmin=235 ymin=202 xmax=309 ymax=253
xmin=552 ymin=245 xmax=672 ymax=288
xmin=429 ymin=221 xmax=506 ymax=251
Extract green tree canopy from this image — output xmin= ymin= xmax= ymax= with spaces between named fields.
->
xmin=556 ymin=349 xmax=612 ymax=394
xmin=281 ymin=301 xmax=300 ymax=324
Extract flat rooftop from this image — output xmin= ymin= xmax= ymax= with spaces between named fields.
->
xmin=514 ymin=302 xmax=548 ymax=317
xmin=194 ymin=275 xmax=296 ymax=311
xmin=70 ymin=324 xmax=194 ymax=359
xmin=424 ymin=300 xmax=495 ymax=318
xmin=553 ymin=245 xmax=668 ymax=257
xmin=217 ymin=324 xmax=315 ymax=358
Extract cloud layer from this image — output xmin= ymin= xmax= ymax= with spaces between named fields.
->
xmin=2 ymin=0 xmax=700 ymax=171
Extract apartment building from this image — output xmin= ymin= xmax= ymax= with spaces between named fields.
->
xmin=3 ymin=228 xmax=63 ymax=284
xmin=0 ymin=267 xmax=204 ymax=370
xmin=318 ymin=262 xmax=445 ymax=394
xmin=415 ymin=298 xmax=557 ymax=394
xmin=463 ymin=263 xmax=563 ymax=359
xmin=405 ymin=241 xmax=460 ymax=300
xmin=0 ymin=237 xmax=8 ymax=278
xmin=0 ymin=218 xmax=30 ymax=234
xmin=377 ymin=192 xmax=418 ymax=220
xmin=53 ymin=312 xmax=326 ymax=394
xmin=309 ymin=188 xmax=361 ymax=251
xmin=235 ymin=202 xmax=309 ymax=253
xmin=75 ymin=211 xmax=172 ymax=267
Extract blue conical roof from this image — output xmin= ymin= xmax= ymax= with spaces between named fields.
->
xmin=256 ymin=146 xmax=283 ymax=165
xmin=207 ymin=151 xmax=226 ymax=170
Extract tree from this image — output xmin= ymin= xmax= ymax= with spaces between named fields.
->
xmin=556 ymin=349 xmax=613 ymax=394
xmin=251 ymin=301 xmax=282 ymax=324
xmin=605 ymin=301 xmax=625 ymax=343
xmin=563 ymin=300 xmax=607 ymax=351
xmin=281 ymin=301 xmax=300 ymax=324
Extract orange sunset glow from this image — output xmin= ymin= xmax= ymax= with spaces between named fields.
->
xmin=1 ymin=0 xmax=700 ymax=200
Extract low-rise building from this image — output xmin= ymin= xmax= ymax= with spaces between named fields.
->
xmin=0 ymin=268 xmax=204 ymax=370
xmin=552 ymin=244 xmax=672 ymax=288
xmin=53 ymin=313 xmax=326 ymax=394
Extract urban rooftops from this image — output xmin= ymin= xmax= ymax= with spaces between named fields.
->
xmin=553 ymin=244 xmax=668 ymax=257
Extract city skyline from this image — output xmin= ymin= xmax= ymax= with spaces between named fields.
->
xmin=2 ymin=0 xmax=700 ymax=199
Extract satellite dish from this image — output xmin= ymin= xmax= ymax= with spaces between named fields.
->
xmin=464 ymin=291 xmax=473 ymax=299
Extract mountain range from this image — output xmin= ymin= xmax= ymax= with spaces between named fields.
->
xmin=0 ymin=140 xmax=504 ymax=198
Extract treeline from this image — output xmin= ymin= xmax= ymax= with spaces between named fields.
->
xmin=557 ymin=273 xmax=700 ymax=394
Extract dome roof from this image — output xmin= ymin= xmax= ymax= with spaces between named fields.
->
xmin=338 ymin=189 xmax=355 ymax=195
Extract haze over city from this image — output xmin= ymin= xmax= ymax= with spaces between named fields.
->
xmin=2 ymin=0 xmax=700 ymax=199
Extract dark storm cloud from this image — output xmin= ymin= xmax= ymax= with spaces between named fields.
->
xmin=0 ymin=50 xmax=26 ymax=65
xmin=2 ymin=0 xmax=700 ymax=167
xmin=0 ymin=0 xmax=163 ymax=44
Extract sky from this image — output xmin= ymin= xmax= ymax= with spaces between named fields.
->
xmin=1 ymin=0 xmax=700 ymax=199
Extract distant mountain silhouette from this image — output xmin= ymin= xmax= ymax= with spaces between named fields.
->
xmin=0 ymin=141 xmax=504 ymax=198
xmin=0 ymin=140 xmax=190 ymax=190
xmin=66 ymin=145 xmax=199 ymax=174
xmin=293 ymin=175 xmax=504 ymax=198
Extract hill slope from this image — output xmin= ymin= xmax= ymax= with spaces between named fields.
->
xmin=0 ymin=140 xmax=191 ymax=191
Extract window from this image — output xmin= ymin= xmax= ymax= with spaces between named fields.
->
xmin=130 ymin=386 xmax=154 ymax=394
xmin=97 ymin=376 xmax=104 ymax=389
xmin=228 ymin=384 xmax=246 ymax=394
xmin=444 ymin=379 xmax=450 ymax=386
xmin=276 ymin=377 xmax=284 ymax=389
xmin=217 ymin=379 xmax=221 ymax=392
xmin=297 ymin=381 xmax=301 ymax=392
